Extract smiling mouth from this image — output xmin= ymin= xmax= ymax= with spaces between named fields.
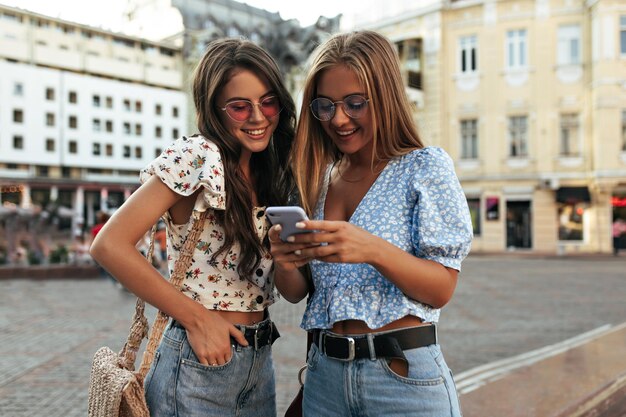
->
xmin=336 ymin=128 xmax=357 ymax=136
xmin=242 ymin=128 xmax=266 ymax=136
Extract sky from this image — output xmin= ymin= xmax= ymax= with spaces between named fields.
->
xmin=0 ymin=0 xmax=374 ymax=35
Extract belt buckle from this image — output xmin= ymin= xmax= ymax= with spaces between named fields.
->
xmin=323 ymin=333 xmax=355 ymax=361
xmin=253 ymin=327 xmax=259 ymax=350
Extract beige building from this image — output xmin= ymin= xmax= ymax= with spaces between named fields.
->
xmin=363 ymin=0 xmax=626 ymax=254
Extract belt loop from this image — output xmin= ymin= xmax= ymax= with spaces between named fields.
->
xmin=318 ymin=331 xmax=325 ymax=355
xmin=366 ymin=333 xmax=376 ymax=361
xmin=254 ymin=327 xmax=259 ymax=350
xmin=433 ymin=323 xmax=438 ymax=345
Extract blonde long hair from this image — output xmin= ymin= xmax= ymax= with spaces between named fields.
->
xmin=292 ymin=30 xmax=423 ymax=216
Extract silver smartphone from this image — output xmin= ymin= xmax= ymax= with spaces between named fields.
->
xmin=266 ymin=206 xmax=313 ymax=241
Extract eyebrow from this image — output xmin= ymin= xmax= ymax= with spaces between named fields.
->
xmin=315 ymin=93 xmax=367 ymax=100
xmin=225 ymin=92 xmax=277 ymax=103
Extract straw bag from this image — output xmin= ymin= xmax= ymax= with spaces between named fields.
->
xmin=87 ymin=212 xmax=207 ymax=417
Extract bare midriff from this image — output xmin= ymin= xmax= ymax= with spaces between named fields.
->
xmin=215 ymin=310 xmax=266 ymax=326
xmin=331 ymin=315 xmax=427 ymax=335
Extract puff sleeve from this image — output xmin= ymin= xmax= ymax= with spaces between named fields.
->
xmin=140 ymin=135 xmax=226 ymax=212
xmin=410 ymin=147 xmax=473 ymax=271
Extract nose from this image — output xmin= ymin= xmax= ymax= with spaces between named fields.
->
xmin=330 ymin=103 xmax=350 ymax=126
xmin=248 ymin=103 xmax=265 ymax=122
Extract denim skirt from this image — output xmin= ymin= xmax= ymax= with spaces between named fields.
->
xmin=144 ymin=321 xmax=276 ymax=417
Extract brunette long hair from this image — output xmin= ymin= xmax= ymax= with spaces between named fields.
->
xmin=291 ymin=30 xmax=423 ymax=216
xmin=192 ymin=38 xmax=296 ymax=279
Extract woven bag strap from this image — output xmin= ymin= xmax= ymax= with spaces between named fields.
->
xmin=138 ymin=210 xmax=208 ymax=377
xmin=118 ymin=224 xmax=157 ymax=370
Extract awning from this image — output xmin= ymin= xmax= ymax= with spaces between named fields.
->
xmin=556 ymin=187 xmax=591 ymax=204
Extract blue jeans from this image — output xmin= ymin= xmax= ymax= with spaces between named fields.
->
xmin=302 ymin=342 xmax=462 ymax=416
xmin=144 ymin=320 xmax=276 ymax=417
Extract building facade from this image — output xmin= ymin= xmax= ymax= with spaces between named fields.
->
xmin=363 ymin=0 xmax=626 ymax=254
xmin=0 ymin=4 xmax=187 ymax=235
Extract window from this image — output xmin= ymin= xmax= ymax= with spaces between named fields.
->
xmin=68 ymin=91 xmax=77 ymax=103
xmin=560 ymin=113 xmax=580 ymax=156
xmin=123 ymin=145 xmax=131 ymax=158
xmin=92 ymin=119 xmax=101 ymax=132
xmin=13 ymin=109 xmax=23 ymax=123
xmin=123 ymin=122 xmax=131 ymax=135
xmin=69 ymin=115 xmax=78 ymax=129
xmin=467 ymin=198 xmax=481 ymax=236
xmin=46 ymin=112 xmax=55 ymax=127
xmin=36 ymin=166 xmax=49 ymax=177
xmin=558 ymin=203 xmax=584 ymax=241
xmin=105 ymin=120 xmax=113 ymax=133
xmin=13 ymin=82 xmax=23 ymax=96
xmin=46 ymin=138 xmax=55 ymax=151
xmin=135 ymin=101 xmax=142 ymax=113
xmin=135 ymin=123 xmax=142 ymax=136
xmin=13 ymin=135 xmax=23 ymax=149
xmin=123 ymin=99 xmax=131 ymax=111
xmin=155 ymin=148 xmax=162 ymax=157
xmin=155 ymin=126 xmax=162 ymax=138
xmin=69 ymin=140 xmax=78 ymax=153
xmin=105 ymin=96 xmax=113 ymax=108
xmin=135 ymin=146 xmax=142 ymax=159
xmin=106 ymin=144 xmax=113 ymax=156
xmin=460 ymin=119 xmax=478 ymax=159
xmin=92 ymin=143 xmax=101 ymax=156
xmin=508 ymin=115 xmax=528 ymax=157
xmin=45 ymin=87 xmax=55 ymax=101
xmin=155 ymin=104 xmax=162 ymax=115
xmin=622 ymin=110 xmax=626 ymax=152
xmin=506 ymin=29 xmax=527 ymax=69
xmin=93 ymin=95 xmax=101 ymax=107
xmin=172 ymin=128 xmax=179 ymax=139
xmin=172 ymin=106 xmax=179 ymax=118
xmin=557 ymin=24 xmax=581 ymax=65
xmin=621 ymin=16 xmax=626 ymax=56
xmin=459 ymin=35 xmax=477 ymax=73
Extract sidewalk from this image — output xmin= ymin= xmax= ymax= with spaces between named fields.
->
xmin=459 ymin=322 xmax=626 ymax=416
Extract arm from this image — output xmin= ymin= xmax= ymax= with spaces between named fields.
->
xmin=289 ymin=221 xmax=457 ymax=308
xmin=90 ymin=176 xmax=247 ymax=365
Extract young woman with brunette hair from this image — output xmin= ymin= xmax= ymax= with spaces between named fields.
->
xmin=269 ymin=30 xmax=473 ymax=416
xmin=91 ymin=38 xmax=296 ymax=416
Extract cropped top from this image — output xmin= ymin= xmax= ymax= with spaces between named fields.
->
xmin=140 ymin=135 xmax=276 ymax=312
xmin=301 ymin=147 xmax=473 ymax=330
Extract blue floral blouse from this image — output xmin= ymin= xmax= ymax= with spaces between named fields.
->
xmin=301 ymin=147 xmax=473 ymax=330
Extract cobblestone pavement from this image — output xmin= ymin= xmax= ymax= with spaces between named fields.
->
xmin=0 ymin=254 xmax=625 ymax=416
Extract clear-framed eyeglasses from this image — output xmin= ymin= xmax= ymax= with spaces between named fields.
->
xmin=220 ymin=96 xmax=282 ymax=122
xmin=309 ymin=95 xmax=370 ymax=122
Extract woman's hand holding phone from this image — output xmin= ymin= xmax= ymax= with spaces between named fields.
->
xmin=267 ymin=206 xmax=317 ymax=270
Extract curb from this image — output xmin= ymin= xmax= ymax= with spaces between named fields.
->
xmin=0 ymin=265 xmax=100 ymax=280
xmin=556 ymin=372 xmax=626 ymax=417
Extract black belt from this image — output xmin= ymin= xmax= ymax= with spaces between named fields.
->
xmin=171 ymin=319 xmax=280 ymax=350
xmin=312 ymin=324 xmax=437 ymax=361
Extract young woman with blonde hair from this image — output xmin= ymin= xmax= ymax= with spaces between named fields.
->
xmin=269 ymin=30 xmax=473 ymax=416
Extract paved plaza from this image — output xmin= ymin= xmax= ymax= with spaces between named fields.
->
xmin=0 ymin=254 xmax=625 ymax=416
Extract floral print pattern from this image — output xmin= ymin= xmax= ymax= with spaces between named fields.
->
xmin=140 ymin=135 xmax=276 ymax=312
xmin=302 ymin=147 xmax=473 ymax=330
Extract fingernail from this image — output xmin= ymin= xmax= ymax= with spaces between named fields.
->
xmin=294 ymin=249 xmax=301 ymax=255
xmin=275 ymin=224 xmax=282 ymax=231
xmin=286 ymin=236 xmax=295 ymax=242
xmin=295 ymin=222 xmax=305 ymax=228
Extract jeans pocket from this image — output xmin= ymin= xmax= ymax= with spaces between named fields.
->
xmin=143 ymin=351 xmax=161 ymax=393
xmin=307 ymin=343 xmax=321 ymax=372
xmin=181 ymin=344 xmax=236 ymax=371
xmin=379 ymin=347 xmax=445 ymax=386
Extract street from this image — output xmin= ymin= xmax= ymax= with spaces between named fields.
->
xmin=0 ymin=254 xmax=625 ymax=416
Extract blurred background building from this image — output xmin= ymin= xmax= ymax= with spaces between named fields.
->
xmin=366 ymin=0 xmax=626 ymax=254
xmin=1 ymin=0 xmax=625 ymax=263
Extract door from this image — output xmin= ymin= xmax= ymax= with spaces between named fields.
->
xmin=506 ymin=201 xmax=532 ymax=249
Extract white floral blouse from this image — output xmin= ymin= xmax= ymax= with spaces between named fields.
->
xmin=140 ymin=135 xmax=276 ymax=312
